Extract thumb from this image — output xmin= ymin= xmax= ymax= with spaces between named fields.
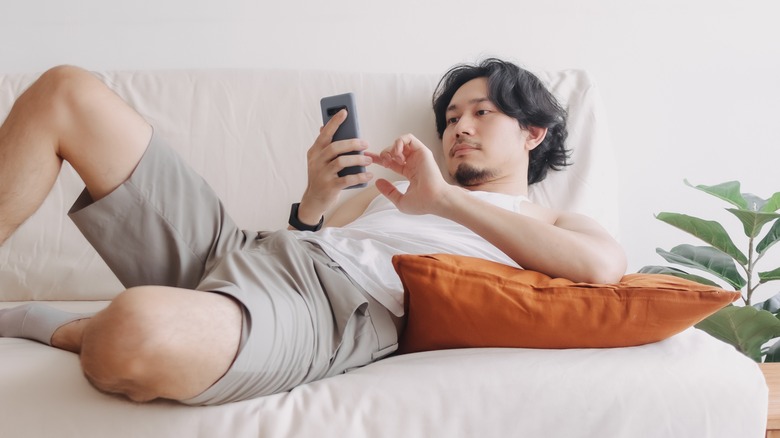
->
xmin=375 ymin=179 xmax=403 ymax=207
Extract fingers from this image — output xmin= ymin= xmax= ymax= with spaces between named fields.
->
xmin=305 ymin=108 xmax=378 ymax=199
xmin=386 ymin=136 xmax=411 ymax=163
xmin=365 ymin=138 xmax=407 ymax=171
xmin=367 ymin=134 xmax=432 ymax=176
xmin=333 ymin=153 xmax=374 ymax=181
xmin=375 ymin=178 xmax=403 ymax=206
xmin=339 ymin=168 xmax=374 ymax=189
xmin=317 ymin=109 xmax=348 ymax=145
xmin=393 ymin=134 xmax=426 ymax=152
xmin=308 ymin=115 xmax=370 ymax=183
xmin=309 ymin=109 xmax=351 ymax=158
xmin=326 ymin=150 xmax=372 ymax=174
xmin=310 ymin=111 xmax=368 ymax=162
xmin=308 ymin=150 xmax=374 ymax=193
xmin=385 ymin=134 xmax=426 ymax=161
xmin=364 ymin=151 xmax=392 ymax=168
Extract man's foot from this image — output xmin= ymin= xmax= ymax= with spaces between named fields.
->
xmin=0 ymin=303 xmax=93 ymax=345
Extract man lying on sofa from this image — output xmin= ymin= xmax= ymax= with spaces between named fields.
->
xmin=0 ymin=59 xmax=626 ymax=405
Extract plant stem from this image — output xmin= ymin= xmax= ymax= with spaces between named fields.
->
xmin=746 ymin=236 xmax=755 ymax=305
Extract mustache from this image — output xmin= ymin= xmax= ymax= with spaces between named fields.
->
xmin=450 ymin=139 xmax=481 ymax=157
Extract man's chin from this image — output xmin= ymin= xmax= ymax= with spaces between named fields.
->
xmin=452 ymin=164 xmax=496 ymax=187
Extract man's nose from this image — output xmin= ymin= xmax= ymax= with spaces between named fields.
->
xmin=454 ymin=115 xmax=475 ymax=136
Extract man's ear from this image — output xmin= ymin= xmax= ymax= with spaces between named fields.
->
xmin=524 ymin=126 xmax=548 ymax=150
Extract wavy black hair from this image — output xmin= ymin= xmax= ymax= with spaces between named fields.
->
xmin=432 ymin=58 xmax=570 ymax=185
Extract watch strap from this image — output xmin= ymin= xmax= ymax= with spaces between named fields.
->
xmin=289 ymin=203 xmax=324 ymax=231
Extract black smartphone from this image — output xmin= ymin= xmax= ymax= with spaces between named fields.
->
xmin=320 ymin=92 xmax=366 ymax=189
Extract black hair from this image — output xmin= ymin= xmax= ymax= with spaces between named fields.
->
xmin=432 ymin=58 xmax=571 ymax=185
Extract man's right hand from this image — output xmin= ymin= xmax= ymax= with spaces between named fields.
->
xmin=297 ymin=109 xmax=374 ymax=226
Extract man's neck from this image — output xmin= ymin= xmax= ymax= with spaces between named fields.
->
xmin=456 ymin=171 xmax=529 ymax=196
xmin=461 ymin=180 xmax=529 ymax=196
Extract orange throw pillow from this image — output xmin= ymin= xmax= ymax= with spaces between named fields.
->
xmin=392 ymin=254 xmax=741 ymax=354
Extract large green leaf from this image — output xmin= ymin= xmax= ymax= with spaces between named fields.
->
xmin=738 ymin=191 xmax=780 ymax=213
xmin=760 ymin=192 xmax=780 ymax=213
xmin=725 ymin=209 xmax=780 ymax=238
xmin=685 ymin=180 xmax=780 ymax=212
xmin=763 ymin=339 xmax=780 ymax=362
xmin=637 ymin=265 xmax=722 ymax=287
xmin=695 ymin=305 xmax=780 ymax=362
xmin=656 ymin=212 xmax=747 ymax=264
xmin=759 ymin=267 xmax=780 ymax=284
xmin=685 ymin=180 xmax=748 ymax=209
xmin=742 ymin=193 xmax=769 ymax=212
xmin=656 ymin=245 xmax=746 ymax=290
xmin=753 ymin=292 xmax=780 ymax=313
xmin=757 ymin=219 xmax=780 ymax=255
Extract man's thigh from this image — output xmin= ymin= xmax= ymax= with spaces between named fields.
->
xmin=185 ymin=232 xmax=383 ymax=406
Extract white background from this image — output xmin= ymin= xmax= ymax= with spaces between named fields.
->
xmin=1 ymin=0 xmax=779 ymax=299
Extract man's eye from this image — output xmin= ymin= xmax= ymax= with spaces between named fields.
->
xmin=446 ymin=117 xmax=459 ymax=125
xmin=476 ymin=109 xmax=491 ymax=116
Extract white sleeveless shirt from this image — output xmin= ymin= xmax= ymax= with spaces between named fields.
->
xmin=296 ymin=181 xmax=528 ymax=316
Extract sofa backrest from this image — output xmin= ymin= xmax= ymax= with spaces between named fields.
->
xmin=0 ymin=68 xmax=618 ymax=301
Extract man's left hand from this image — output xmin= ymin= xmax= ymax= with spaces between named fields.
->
xmin=367 ymin=134 xmax=461 ymax=216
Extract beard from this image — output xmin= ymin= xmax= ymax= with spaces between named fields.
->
xmin=452 ymin=163 xmax=497 ymax=187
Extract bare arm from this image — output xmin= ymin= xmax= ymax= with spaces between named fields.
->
xmin=288 ymin=109 xmax=376 ymax=230
xmin=322 ymin=184 xmax=379 ymax=228
xmin=435 ymin=190 xmax=626 ymax=283
xmin=370 ymin=134 xmax=626 ymax=284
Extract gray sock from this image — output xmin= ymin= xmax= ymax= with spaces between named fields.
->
xmin=0 ymin=303 xmax=94 ymax=345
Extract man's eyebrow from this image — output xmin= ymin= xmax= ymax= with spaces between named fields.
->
xmin=446 ymin=97 xmax=490 ymax=113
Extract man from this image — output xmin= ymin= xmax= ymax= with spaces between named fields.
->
xmin=0 ymin=59 xmax=626 ymax=405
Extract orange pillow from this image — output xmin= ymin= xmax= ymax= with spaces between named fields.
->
xmin=392 ymin=254 xmax=741 ymax=354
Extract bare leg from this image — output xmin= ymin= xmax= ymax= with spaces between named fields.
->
xmin=76 ymin=287 xmax=242 ymax=403
xmin=3 ymin=292 xmax=243 ymax=402
xmin=8 ymin=284 xmax=243 ymax=404
xmin=0 ymin=66 xmax=240 ymax=403
xmin=51 ymin=318 xmax=90 ymax=353
xmin=0 ymin=65 xmax=152 ymax=244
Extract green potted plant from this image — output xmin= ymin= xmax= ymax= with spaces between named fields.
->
xmin=640 ymin=180 xmax=780 ymax=362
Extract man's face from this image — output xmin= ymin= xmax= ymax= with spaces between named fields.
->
xmin=442 ymin=77 xmax=534 ymax=188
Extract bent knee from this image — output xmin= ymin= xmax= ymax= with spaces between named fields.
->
xmin=27 ymin=65 xmax=106 ymax=121
xmin=79 ymin=288 xmax=162 ymax=400
xmin=39 ymin=64 xmax=91 ymax=82
xmin=34 ymin=65 xmax=100 ymax=99
xmin=80 ymin=352 xmax=156 ymax=403
xmin=79 ymin=286 xmax=243 ymax=402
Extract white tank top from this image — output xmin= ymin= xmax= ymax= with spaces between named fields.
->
xmin=297 ymin=181 xmax=529 ymax=316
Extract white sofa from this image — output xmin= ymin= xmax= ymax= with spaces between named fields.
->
xmin=0 ymin=68 xmax=768 ymax=437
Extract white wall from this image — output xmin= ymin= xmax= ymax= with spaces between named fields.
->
xmin=2 ymin=0 xmax=779 ymax=293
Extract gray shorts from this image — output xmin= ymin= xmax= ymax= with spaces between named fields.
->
xmin=68 ymin=131 xmax=400 ymax=405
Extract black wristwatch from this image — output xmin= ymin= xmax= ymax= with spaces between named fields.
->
xmin=289 ymin=203 xmax=324 ymax=231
